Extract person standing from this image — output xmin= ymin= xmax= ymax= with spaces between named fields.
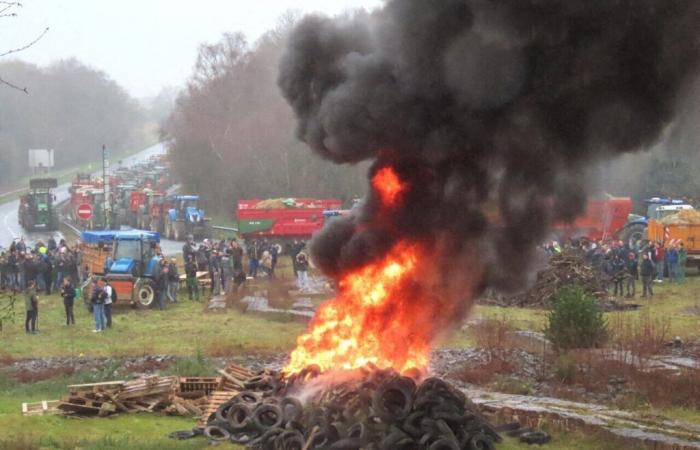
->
xmin=640 ymin=253 xmax=655 ymax=298
xmin=60 ymin=277 xmax=76 ymax=326
xmin=168 ymin=257 xmax=179 ymax=303
xmin=247 ymin=240 xmax=259 ymax=278
xmin=90 ymin=279 xmax=105 ymax=332
xmin=185 ymin=255 xmax=199 ymax=301
xmin=625 ymin=252 xmax=638 ymax=298
xmin=209 ymin=250 xmax=221 ymax=296
xmin=296 ymin=251 xmax=309 ymax=290
xmin=24 ymin=280 xmax=38 ymax=334
xmin=678 ymin=242 xmax=688 ymax=283
xmin=653 ymin=242 xmax=665 ymax=282
xmin=103 ymin=280 xmax=113 ymax=329
xmin=155 ymin=261 xmax=169 ymax=310
xmin=666 ymin=243 xmax=679 ymax=283
xmin=612 ymin=254 xmax=626 ymax=297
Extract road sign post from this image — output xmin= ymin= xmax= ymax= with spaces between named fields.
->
xmin=77 ymin=204 xmax=93 ymax=221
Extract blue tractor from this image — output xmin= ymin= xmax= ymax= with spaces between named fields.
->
xmin=163 ymin=195 xmax=212 ymax=241
xmin=81 ymin=230 xmax=162 ymax=309
xmin=618 ymin=197 xmax=695 ymax=248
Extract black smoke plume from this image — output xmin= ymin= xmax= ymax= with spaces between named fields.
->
xmin=278 ymin=0 xmax=700 ymax=292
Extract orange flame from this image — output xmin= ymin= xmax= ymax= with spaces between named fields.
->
xmin=372 ymin=167 xmax=407 ymax=207
xmin=284 ymin=242 xmax=430 ymax=375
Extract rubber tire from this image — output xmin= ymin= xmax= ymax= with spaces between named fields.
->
xmin=429 ymin=438 xmax=460 ymax=450
xmin=204 ymin=424 xmax=231 ymax=442
xmin=469 ymin=433 xmax=496 ymax=450
xmin=133 ymin=279 xmax=156 ymax=309
xmin=519 ymin=431 xmax=551 ymax=445
xmin=619 ymin=223 xmax=647 ymax=250
xmin=251 ymin=403 xmax=283 ymax=432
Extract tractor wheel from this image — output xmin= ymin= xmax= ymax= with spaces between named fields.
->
xmin=619 ymin=224 xmax=647 ymax=251
xmin=133 ymin=279 xmax=156 ymax=309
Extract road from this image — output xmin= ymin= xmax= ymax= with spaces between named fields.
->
xmin=0 ymin=142 xmax=183 ymax=255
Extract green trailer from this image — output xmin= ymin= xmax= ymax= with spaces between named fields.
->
xmin=18 ymin=178 xmax=59 ymax=231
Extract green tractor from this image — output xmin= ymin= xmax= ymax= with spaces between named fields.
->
xmin=18 ymin=178 xmax=59 ymax=231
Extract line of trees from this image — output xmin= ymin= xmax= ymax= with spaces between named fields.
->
xmin=164 ymin=20 xmax=368 ymax=214
xmin=0 ymin=58 xmax=147 ymax=186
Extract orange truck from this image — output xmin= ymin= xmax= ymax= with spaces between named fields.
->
xmin=647 ymin=209 xmax=700 ymax=269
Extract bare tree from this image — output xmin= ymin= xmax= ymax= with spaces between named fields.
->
xmin=0 ymin=2 xmax=49 ymax=93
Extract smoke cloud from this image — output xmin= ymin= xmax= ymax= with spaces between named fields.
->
xmin=278 ymin=0 xmax=700 ymax=293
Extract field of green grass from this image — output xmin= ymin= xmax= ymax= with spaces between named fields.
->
xmin=0 ymin=266 xmax=697 ymax=448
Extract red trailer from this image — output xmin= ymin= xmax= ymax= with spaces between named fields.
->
xmin=552 ymin=197 xmax=633 ymax=241
xmin=237 ymin=198 xmax=343 ymax=239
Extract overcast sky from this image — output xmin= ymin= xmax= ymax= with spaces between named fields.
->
xmin=1 ymin=0 xmax=383 ymax=98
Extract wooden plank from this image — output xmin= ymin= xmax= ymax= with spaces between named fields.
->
xmin=58 ymin=401 xmax=102 ymax=415
xmin=68 ymin=381 xmax=125 ymax=390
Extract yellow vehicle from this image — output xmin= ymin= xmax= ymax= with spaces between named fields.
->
xmin=647 ymin=208 xmax=700 ymax=269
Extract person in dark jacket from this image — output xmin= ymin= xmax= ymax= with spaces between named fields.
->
xmin=247 ymin=240 xmax=259 ymax=278
xmin=167 ymin=257 xmax=179 ymax=303
xmin=611 ymin=254 xmax=626 ymax=297
xmin=24 ymin=280 xmax=38 ymax=334
xmin=640 ymin=253 xmax=655 ymax=297
xmin=625 ymin=252 xmax=638 ymax=298
xmin=90 ymin=279 xmax=105 ymax=332
xmin=155 ymin=260 xmax=169 ymax=310
xmin=60 ymin=277 xmax=76 ymax=326
xmin=209 ymin=250 xmax=221 ymax=296
xmin=185 ymin=255 xmax=199 ymax=301
xmin=666 ymin=244 xmax=679 ymax=283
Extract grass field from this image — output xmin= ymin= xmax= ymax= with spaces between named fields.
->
xmin=2 ymin=273 xmax=697 ymax=359
xmin=0 ymin=266 xmax=698 ymax=448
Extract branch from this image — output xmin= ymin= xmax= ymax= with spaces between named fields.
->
xmin=0 ymin=26 xmax=49 ymax=58
xmin=0 ymin=2 xmax=20 ymax=17
xmin=0 ymin=75 xmax=28 ymax=93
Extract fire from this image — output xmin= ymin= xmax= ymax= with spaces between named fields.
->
xmin=284 ymin=241 xmax=432 ymax=375
xmin=372 ymin=166 xmax=407 ymax=207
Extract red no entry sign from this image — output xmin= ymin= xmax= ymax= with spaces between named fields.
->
xmin=77 ymin=203 xmax=93 ymax=220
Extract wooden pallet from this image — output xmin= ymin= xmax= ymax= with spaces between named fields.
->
xmin=197 ymin=390 xmax=237 ymax=428
xmin=116 ymin=376 xmax=177 ymax=401
xmin=67 ymin=381 xmax=125 ymax=393
xmin=179 ymin=377 xmax=221 ymax=395
xmin=21 ymin=400 xmax=59 ymax=416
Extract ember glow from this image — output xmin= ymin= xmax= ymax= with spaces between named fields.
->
xmin=372 ymin=166 xmax=407 ymax=208
xmin=284 ymin=241 xmax=431 ymax=375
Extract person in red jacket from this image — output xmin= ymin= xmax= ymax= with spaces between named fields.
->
xmin=654 ymin=242 xmax=665 ymax=282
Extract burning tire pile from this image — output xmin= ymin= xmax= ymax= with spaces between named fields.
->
xmin=185 ymin=365 xmax=501 ymax=449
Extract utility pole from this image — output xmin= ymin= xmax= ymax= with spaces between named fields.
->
xmin=102 ymin=144 xmax=110 ymax=230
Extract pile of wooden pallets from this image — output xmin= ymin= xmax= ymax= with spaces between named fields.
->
xmin=33 ymin=365 xmax=256 ymax=423
xmin=53 ymin=376 xmax=216 ymax=418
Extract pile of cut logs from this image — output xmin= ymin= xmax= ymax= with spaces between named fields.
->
xmin=52 ymin=364 xmax=254 ymax=419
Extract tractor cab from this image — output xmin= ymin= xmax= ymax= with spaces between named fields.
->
xmin=19 ymin=178 xmax=59 ymax=231
xmin=109 ymin=231 xmax=160 ymax=278
xmin=170 ymin=195 xmax=206 ymax=224
xmin=81 ymin=230 xmax=161 ymax=309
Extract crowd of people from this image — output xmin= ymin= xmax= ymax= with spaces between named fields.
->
xmin=180 ymin=236 xmax=311 ymax=301
xmin=0 ymin=237 xmax=84 ymax=334
xmin=545 ymin=238 xmax=689 ymax=298
xmin=2 ymin=234 xmax=313 ymax=334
